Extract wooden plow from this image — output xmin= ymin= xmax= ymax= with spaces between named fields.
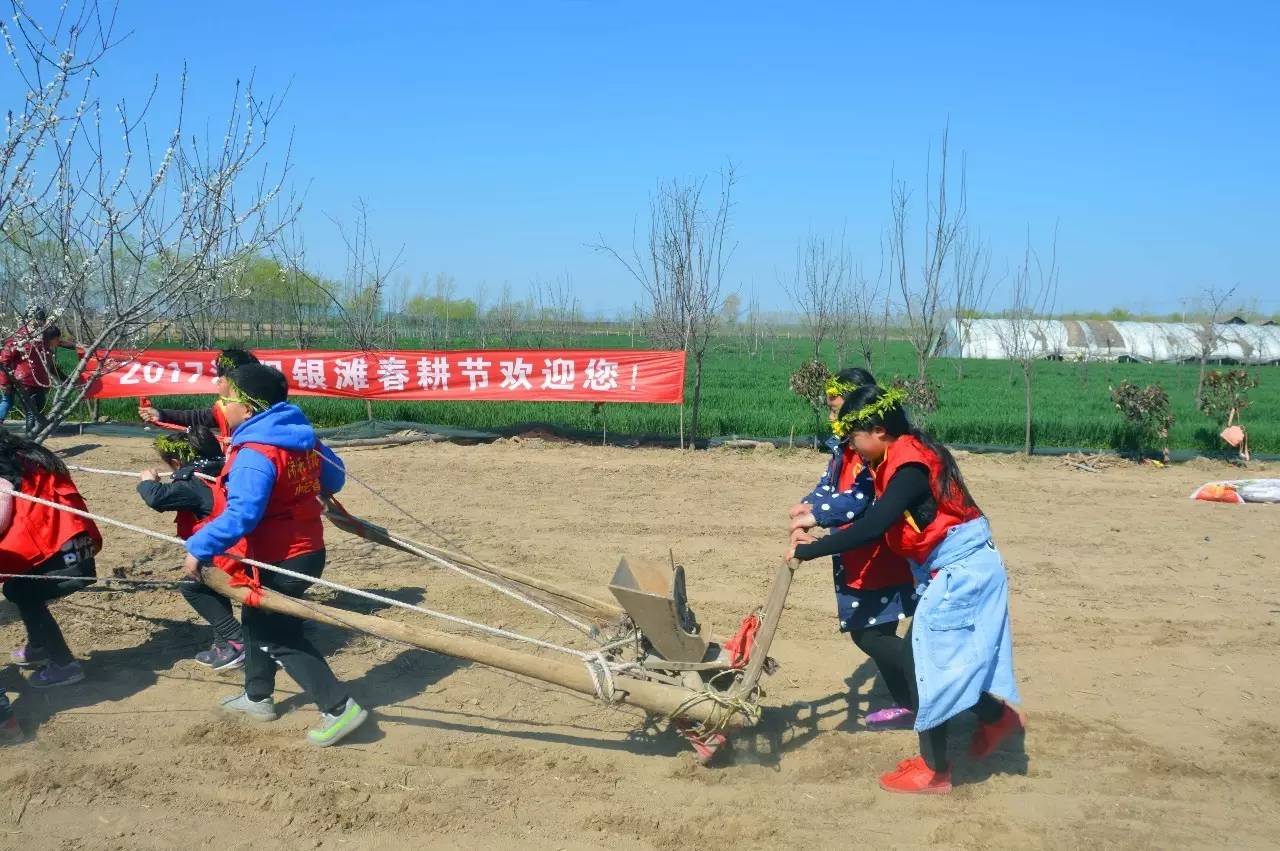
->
xmin=35 ymin=464 xmax=795 ymax=760
xmin=202 ymin=500 xmax=799 ymax=755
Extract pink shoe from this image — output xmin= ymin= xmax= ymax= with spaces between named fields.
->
xmin=866 ymin=706 xmax=916 ymax=730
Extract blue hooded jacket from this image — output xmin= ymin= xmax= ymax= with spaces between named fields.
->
xmin=185 ymin=402 xmax=344 ymax=562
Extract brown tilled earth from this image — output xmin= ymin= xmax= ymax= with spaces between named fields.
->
xmin=1 ymin=436 xmax=1276 ymax=850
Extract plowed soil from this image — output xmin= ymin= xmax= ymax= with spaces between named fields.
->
xmin=2 ymin=436 xmax=1276 ymax=850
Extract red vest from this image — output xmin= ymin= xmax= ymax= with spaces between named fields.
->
xmin=0 ymin=465 xmax=102 ymax=575
xmin=834 ymin=447 xmax=913 ymax=590
xmin=210 ymin=442 xmax=324 ymax=565
xmin=175 ymin=509 xmax=200 ymax=540
xmin=872 ymin=434 xmax=982 ymax=564
xmin=212 ymin=401 xmax=230 ymax=443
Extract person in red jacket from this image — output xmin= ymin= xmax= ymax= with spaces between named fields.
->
xmin=1 ymin=324 xmax=68 ymax=436
xmin=787 ymin=367 xmax=918 ymax=730
xmin=0 ymin=429 xmax=102 ymax=703
xmin=183 ymin=364 xmax=367 ymax=747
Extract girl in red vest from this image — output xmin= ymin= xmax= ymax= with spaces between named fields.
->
xmin=0 ymin=429 xmax=102 ymax=697
xmin=136 ymin=427 xmax=245 ymax=669
xmin=183 ymin=364 xmax=367 ymax=747
xmin=787 ymin=368 xmax=918 ymax=730
xmin=790 ymin=385 xmax=1023 ymax=795
xmin=138 ymin=348 xmax=259 ymax=440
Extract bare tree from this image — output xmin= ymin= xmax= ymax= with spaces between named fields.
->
xmin=534 ymin=273 xmax=579 ymax=347
xmin=329 ymin=201 xmax=402 ymax=350
xmin=1192 ymin=284 xmax=1237 ymax=407
xmin=0 ymin=2 xmax=118 ymax=235
xmin=1 ymin=15 xmax=298 ymax=443
xmin=594 ymin=164 xmax=735 ymax=447
xmin=951 ymin=228 xmax=994 ymax=378
xmin=488 ymin=282 xmax=519 ymax=347
xmin=845 ymin=260 xmax=887 ymax=370
xmin=432 ymin=272 xmax=457 ymax=344
xmin=746 ymin=282 xmax=762 ymax=357
xmin=271 ymin=222 xmax=327 ymax=348
xmin=889 ymin=125 xmax=968 ymax=378
xmin=785 ymin=230 xmax=847 ymax=362
xmin=991 ymin=227 xmax=1059 ymax=455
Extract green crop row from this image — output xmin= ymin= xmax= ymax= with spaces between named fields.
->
xmin=84 ymin=336 xmax=1277 ymax=455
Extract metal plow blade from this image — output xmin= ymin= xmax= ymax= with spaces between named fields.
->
xmin=608 ymin=556 xmax=712 ymax=664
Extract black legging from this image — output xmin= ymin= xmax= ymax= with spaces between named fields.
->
xmin=17 ymin=386 xmax=47 ymax=436
xmin=2 ymin=537 xmax=96 ymax=665
xmin=849 ymin=621 xmax=912 ymax=708
xmin=181 ymin=577 xmax=242 ymax=644
xmin=239 ymin=550 xmax=349 ymax=715
xmin=902 ymin=621 xmax=1005 ymax=772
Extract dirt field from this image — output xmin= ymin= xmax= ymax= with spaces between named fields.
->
xmin=1 ymin=436 xmax=1276 ymax=850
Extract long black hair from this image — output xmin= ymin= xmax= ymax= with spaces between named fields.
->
xmin=0 ymin=428 xmax=69 ymax=488
xmin=215 ymin=348 xmax=259 ymax=377
xmin=834 ymin=367 xmax=876 ymax=388
xmin=839 ymin=384 xmax=978 ymax=510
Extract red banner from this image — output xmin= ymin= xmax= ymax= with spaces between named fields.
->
xmin=85 ymin=349 xmax=686 ymax=404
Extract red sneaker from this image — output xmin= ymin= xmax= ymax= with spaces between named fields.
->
xmin=968 ymin=704 xmax=1025 ymax=760
xmin=674 ymin=721 xmax=727 ymax=765
xmin=878 ymin=755 xmax=952 ymax=795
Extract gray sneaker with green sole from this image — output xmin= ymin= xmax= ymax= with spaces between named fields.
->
xmin=307 ymin=699 xmax=368 ymax=747
xmin=220 ymin=692 xmax=278 ymax=722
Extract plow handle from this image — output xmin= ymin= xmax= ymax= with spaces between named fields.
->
xmin=728 ymin=559 xmax=797 ymax=698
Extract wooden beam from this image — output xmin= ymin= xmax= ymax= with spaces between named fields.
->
xmin=200 ymin=568 xmax=747 ymax=729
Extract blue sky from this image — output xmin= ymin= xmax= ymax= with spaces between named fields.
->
xmin=30 ymin=1 xmax=1280 ymax=315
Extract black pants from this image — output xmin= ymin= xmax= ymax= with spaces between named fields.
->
xmin=181 ymin=579 xmax=242 ymax=644
xmin=240 ymin=550 xmax=348 ymax=714
xmin=850 ymin=621 xmax=912 ymax=708
xmin=16 ymin=386 xmax=47 ymax=436
xmin=2 ymin=537 xmax=96 ymax=665
xmin=902 ymin=622 xmax=1005 ymax=772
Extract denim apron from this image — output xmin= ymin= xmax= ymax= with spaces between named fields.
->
xmin=910 ymin=516 xmax=1020 ymax=731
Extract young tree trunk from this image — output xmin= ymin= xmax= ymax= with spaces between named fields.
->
xmin=689 ymin=353 xmax=705 ymax=449
xmin=1022 ymin=360 xmax=1034 ymax=456
xmin=1195 ymin=357 xmax=1208 ymax=407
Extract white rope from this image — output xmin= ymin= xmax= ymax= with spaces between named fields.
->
xmin=67 ymin=464 xmax=216 ymax=483
xmin=8 ymin=488 xmax=599 ymax=663
xmin=313 ymin=452 xmax=598 ymax=637
xmin=365 ymin=523 xmax=598 ymax=638
xmin=0 ymin=572 xmax=194 ymax=589
xmin=585 ymin=651 xmax=617 ymax=702
xmin=66 ymin=461 xmax=598 ymax=638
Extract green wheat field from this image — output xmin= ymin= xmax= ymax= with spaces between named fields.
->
xmin=88 ymin=337 xmax=1278 ymax=455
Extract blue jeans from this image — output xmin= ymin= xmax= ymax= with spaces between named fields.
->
xmin=0 ymin=389 xmax=11 ymax=421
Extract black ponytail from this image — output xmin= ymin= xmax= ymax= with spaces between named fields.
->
xmin=0 ymin=429 xmax=69 ymax=489
xmin=838 ymin=385 xmax=979 ymax=511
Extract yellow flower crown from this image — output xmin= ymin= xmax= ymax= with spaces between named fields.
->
xmin=154 ymin=432 xmax=197 ymax=463
xmin=823 ymin=376 xmax=859 ymax=398
xmin=219 ymin=378 xmax=269 ymax=413
xmin=831 ymin=386 xmax=907 ymax=438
